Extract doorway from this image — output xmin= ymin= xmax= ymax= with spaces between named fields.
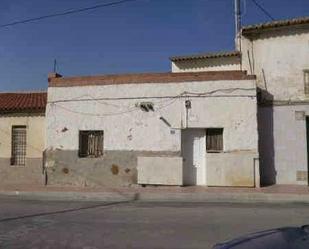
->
xmin=182 ymin=129 xmax=206 ymax=186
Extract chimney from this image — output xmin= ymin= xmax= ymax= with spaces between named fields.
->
xmin=48 ymin=72 xmax=62 ymax=82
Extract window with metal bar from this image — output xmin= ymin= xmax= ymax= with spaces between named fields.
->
xmin=206 ymin=128 xmax=223 ymax=153
xmin=11 ymin=126 xmax=27 ymax=166
xmin=79 ymin=130 xmax=104 ymax=158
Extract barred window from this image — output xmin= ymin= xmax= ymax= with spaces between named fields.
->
xmin=206 ymin=128 xmax=223 ymax=153
xmin=79 ymin=130 xmax=104 ymax=158
xmin=305 ymin=70 xmax=309 ymax=95
xmin=11 ymin=126 xmax=27 ymax=166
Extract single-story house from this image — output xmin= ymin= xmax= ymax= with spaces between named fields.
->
xmin=45 ymin=71 xmax=259 ymax=187
xmin=0 ymin=92 xmax=46 ymax=186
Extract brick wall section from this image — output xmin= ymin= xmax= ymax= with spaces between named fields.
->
xmin=48 ymin=71 xmax=256 ymax=88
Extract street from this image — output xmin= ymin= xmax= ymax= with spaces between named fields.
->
xmin=0 ymin=197 xmax=308 ymax=249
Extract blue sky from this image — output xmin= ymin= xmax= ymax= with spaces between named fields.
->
xmin=0 ymin=0 xmax=308 ymax=91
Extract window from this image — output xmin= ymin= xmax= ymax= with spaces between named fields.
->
xmin=11 ymin=126 xmax=27 ymax=166
xmin=206 ymin=128 xmax=223 ymax=153
xmin=79 ymin=130 xmax=104 ymax=158
xmin=304 ymin=70 xmax=309 ymax=95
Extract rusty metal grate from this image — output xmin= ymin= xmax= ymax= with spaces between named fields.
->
xmin=11 ymin=126 xmax=27 ymax=166
xmin=79 ymin=130 xmax=104 ymax=158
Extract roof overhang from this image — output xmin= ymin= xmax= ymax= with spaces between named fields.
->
xmin=48 ymin=71 xmax=255 ymax=88
xmin=242 ymin=16 xmax=309 ymax=36
xmin=169 ymin=51 xmax=241 ymax=62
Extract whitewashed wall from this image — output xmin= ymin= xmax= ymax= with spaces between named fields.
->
xmin=242 ymin=28 xmax=309 ymax=100
xmin=46 ymin=79 xmax=258 ymax=187
xmin=171 ymin=57 xmax=241 ymax=73
xmin=168 ymin=25 xmax=309 ymax=186
xmin=242 ymin=27 xmax=309 ymax=185
xmin=47 ymin=80 xmax=257 ymax=153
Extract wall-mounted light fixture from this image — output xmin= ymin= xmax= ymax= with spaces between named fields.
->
xmin=185 ymin=100 xmax=191 ymax=109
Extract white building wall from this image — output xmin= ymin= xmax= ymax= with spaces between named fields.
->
xmin=46 ymin=79 xmax=258 ymax=187
xmin=168 ymin=25 xmax=309 ymax=186
xmin=241 ymin=28 xmax=309 ymax=101
xmin=171 ymin=57 xmax=241 ymax=73
xmin=47 ymin=80 xmax=257 ymax=152
xmin=241 ymin=26 xmax=309 ymax=185
xmin=259 ymin=105 xmax=309 ymax=185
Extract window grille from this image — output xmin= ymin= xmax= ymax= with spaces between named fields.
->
xmin=79 ymin=130 xmax=104 ymax=158
xmin=206 ymin=128 xmax=223 ymax=152
xmin=11 ymin=126 xmax=27 ymax=166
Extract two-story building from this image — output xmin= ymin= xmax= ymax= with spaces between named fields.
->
xmin=171 ymin=16 xmax=309 ymax=186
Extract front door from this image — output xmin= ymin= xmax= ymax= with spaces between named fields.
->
xmin=182 ymin=129 xmax=206 ymax=185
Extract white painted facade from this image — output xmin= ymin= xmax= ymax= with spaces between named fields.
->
xmin=172 ymin=57 xmax=241 ymax=73
xmin=169 ymin=21 xmax=309 ymax=185
xmin=46 ymin=79 xmax=258 ymax=187
xmin=242 ymin=26 xmax=309 ymax=185
xmin=241 ymin=28 xmax=309 ymax=101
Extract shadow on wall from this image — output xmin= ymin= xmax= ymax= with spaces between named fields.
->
xmin=257 ymin=88 xmax=276 ymax=186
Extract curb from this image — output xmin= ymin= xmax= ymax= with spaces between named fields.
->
xmin=0 ymin=191 xmax=138 ymax=202
xmin=137 ymin=192 xmax=309 ymax=204
xmin=1 ymin=190 xmax=309 ymax=204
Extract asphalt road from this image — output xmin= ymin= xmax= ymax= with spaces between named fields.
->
xmin=0 ymin=197 xmax=308 ymax=249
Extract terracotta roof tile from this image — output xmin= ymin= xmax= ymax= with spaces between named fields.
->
xmin=169 ymin=51 xmax=241 ymax=62
xmin=48 ymin=71 xmax=255 ymax=88
xmin=0 ymin=92 xmax=47 ymax=114
xmin=242 ymin=16 xmax=309 ymax=35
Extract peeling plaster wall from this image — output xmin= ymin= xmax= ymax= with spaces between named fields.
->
xmin=171 ymin=57 xmax=241 ymax=73
xmin=0 ymin=114 xmax=45 ymax=186
xmin=46 ymin=80 xmax=258 ymax=187
xmin=242 ymin=28 xmax=309 ymax=101
xmin=242 ymin=27 xmax=309 ymax=185
xmin=168 ymin=27 xmax=309 ymax=186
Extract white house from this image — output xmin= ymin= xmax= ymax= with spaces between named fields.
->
xmin=45 ymin=71 xmax=259 ymax=187
xmin=170 ymin=16 xmax=309 ymax=186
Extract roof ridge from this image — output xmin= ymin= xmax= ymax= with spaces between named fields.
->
xmin=242 ymin=16 xmax=309 ymax=34
xmin=0 ymin=91 xmax=47 ymax=94
xmin=169 ymin=50 xmax=241 ymax=62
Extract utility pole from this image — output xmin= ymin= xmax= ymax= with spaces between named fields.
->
xmin=53 ymin=59 xmax=57 ymax=73
xmin=234 ymin=0 xmax=241 ymax=51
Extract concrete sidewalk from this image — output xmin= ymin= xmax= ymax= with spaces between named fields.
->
xmin=0 ymin=184 xmax=308 ymax=204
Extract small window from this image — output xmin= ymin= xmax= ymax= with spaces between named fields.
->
xmin=206 ymin=128 xmax=223 ymax=153
xmin=11 ymin=126 xmax=27 ymax=166
xmin=79 ymin=130 xmax=103 ymax=158
xmin=304 ymin=70 xmax=309 ymax=95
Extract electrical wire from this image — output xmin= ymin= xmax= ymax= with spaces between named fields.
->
xmin=0 ymin=0 xmax=139 ymax=29
xmin=48 ymin=88 xmax=256 ymax=104
xmin=250 ymin=0 xmax=275 ymax=21
xmin=50 ymin=88 xmax=256 ymax=118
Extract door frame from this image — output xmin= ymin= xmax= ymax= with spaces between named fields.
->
xmin=181 ymin=128 xmax=207 ymax=186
